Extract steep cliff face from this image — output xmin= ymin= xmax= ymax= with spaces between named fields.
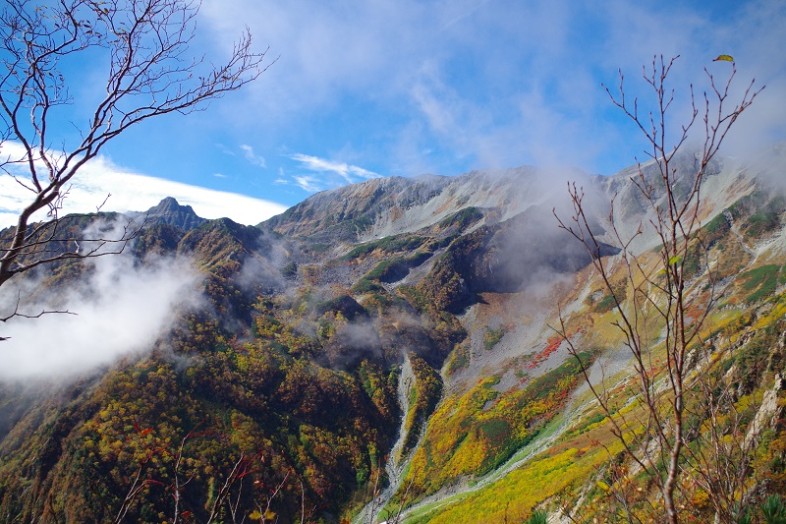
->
xmin=0 ymin=153 xmax=785 ymax=523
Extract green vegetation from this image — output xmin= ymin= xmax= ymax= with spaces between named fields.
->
xmin=444 ymin=342 xmax=471 ymax=376
xmin=704 ymin=212 xmax=730 ymax=234
xmin=728 ymin=192 xmax=786 ymax=239
xmin=438 ymin=207 xmax=483 ymax=230
xmin=418 ymin=227 xmax=492 ymax=312
xmin=352 ymin=252 xmax=433 ymax=293
xmin=402 ymin=355 xmax=443 ymax=456
xmin=399 ymin=353 xmax=592 ymax=502
xmin=591 ymin=279 xmax=627 ymax=313
xmin=343 ymin=234 xmax=427 ymax=260
xmin=352 ymin=277 xmax=386 ymax=294
xmin=398 ymin=285 xmax=430 ymax=312
xmin=760 ymin=495 xmax=786 ymax=524
xmin=740 ymin=264 xmax=783 ymax=303
xmin=483 ymin=326 xmax=506 ymax=350
xmin=743 ymin=197 xmax=785 ymax=238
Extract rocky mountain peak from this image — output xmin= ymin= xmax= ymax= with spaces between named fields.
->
xmin=143 ymin=197 xmax=206 ymax=230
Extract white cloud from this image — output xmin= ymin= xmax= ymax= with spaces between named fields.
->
xmin=199 ymin=1 xmax=427 ymax=118
xmin=240 ymin=143 xmax=267 ymax=168
xmin=281 ymin=153 xmax=381 ymax=193
xmin=0 ymin=251 xmax=202 ymax=380
xmin=198 ymin=0 xmax=786 ymax=177
xmin=291 ymin=153 xmax=380 ymax=182
xmin=0 ymin=142 xmax=288 ymax=228
xmin=292 ymin=174 xmax=323 ymax=193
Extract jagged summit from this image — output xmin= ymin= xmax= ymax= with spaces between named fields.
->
xmin=143 ymin=196 xmax=206 ymax=230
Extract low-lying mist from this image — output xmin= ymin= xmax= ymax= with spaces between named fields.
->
xmin=0 ymin=252 xmax=202 ymax=381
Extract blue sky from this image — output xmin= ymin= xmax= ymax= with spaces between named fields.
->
xmin=2 ymin=0 xmax=785 ymax=225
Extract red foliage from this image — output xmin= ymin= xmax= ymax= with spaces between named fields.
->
xmin=526 ymin=335 xmax=562 ymax=370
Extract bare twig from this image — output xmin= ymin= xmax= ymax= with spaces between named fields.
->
xmin=0 ymin=0 xmax=271 ymax=329
xmin=554 ymin=55 xmax=761 ymax=523
xmin=114 ymin=466 xmax=146 ymax=524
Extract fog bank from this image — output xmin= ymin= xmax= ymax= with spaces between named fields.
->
xmin=0 ymin=253 xmax=202 ymax=381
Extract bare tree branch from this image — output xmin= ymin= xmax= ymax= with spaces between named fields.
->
xmin=555 ymin=55 xmax=762 ymax=523
xmin=0 ymin=0 xmax=272 ymax=327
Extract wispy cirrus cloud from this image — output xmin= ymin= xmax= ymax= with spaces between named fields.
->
xmin=279 ymin=153 xmax=381 ymax=193
xmin=240 ymin=144 xmax=267 ymax=168
xmin=291 ymin=174 xmax=323 ymax=193
xmin=291 ymin=153 xmax=380 ymax=182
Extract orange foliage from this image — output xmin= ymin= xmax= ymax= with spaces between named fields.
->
xmin=526 ymin=335 xmax=562 ymax=370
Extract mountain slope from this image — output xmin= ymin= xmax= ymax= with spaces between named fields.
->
xmin=0 ymin=152 xmax=784 ymax=523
